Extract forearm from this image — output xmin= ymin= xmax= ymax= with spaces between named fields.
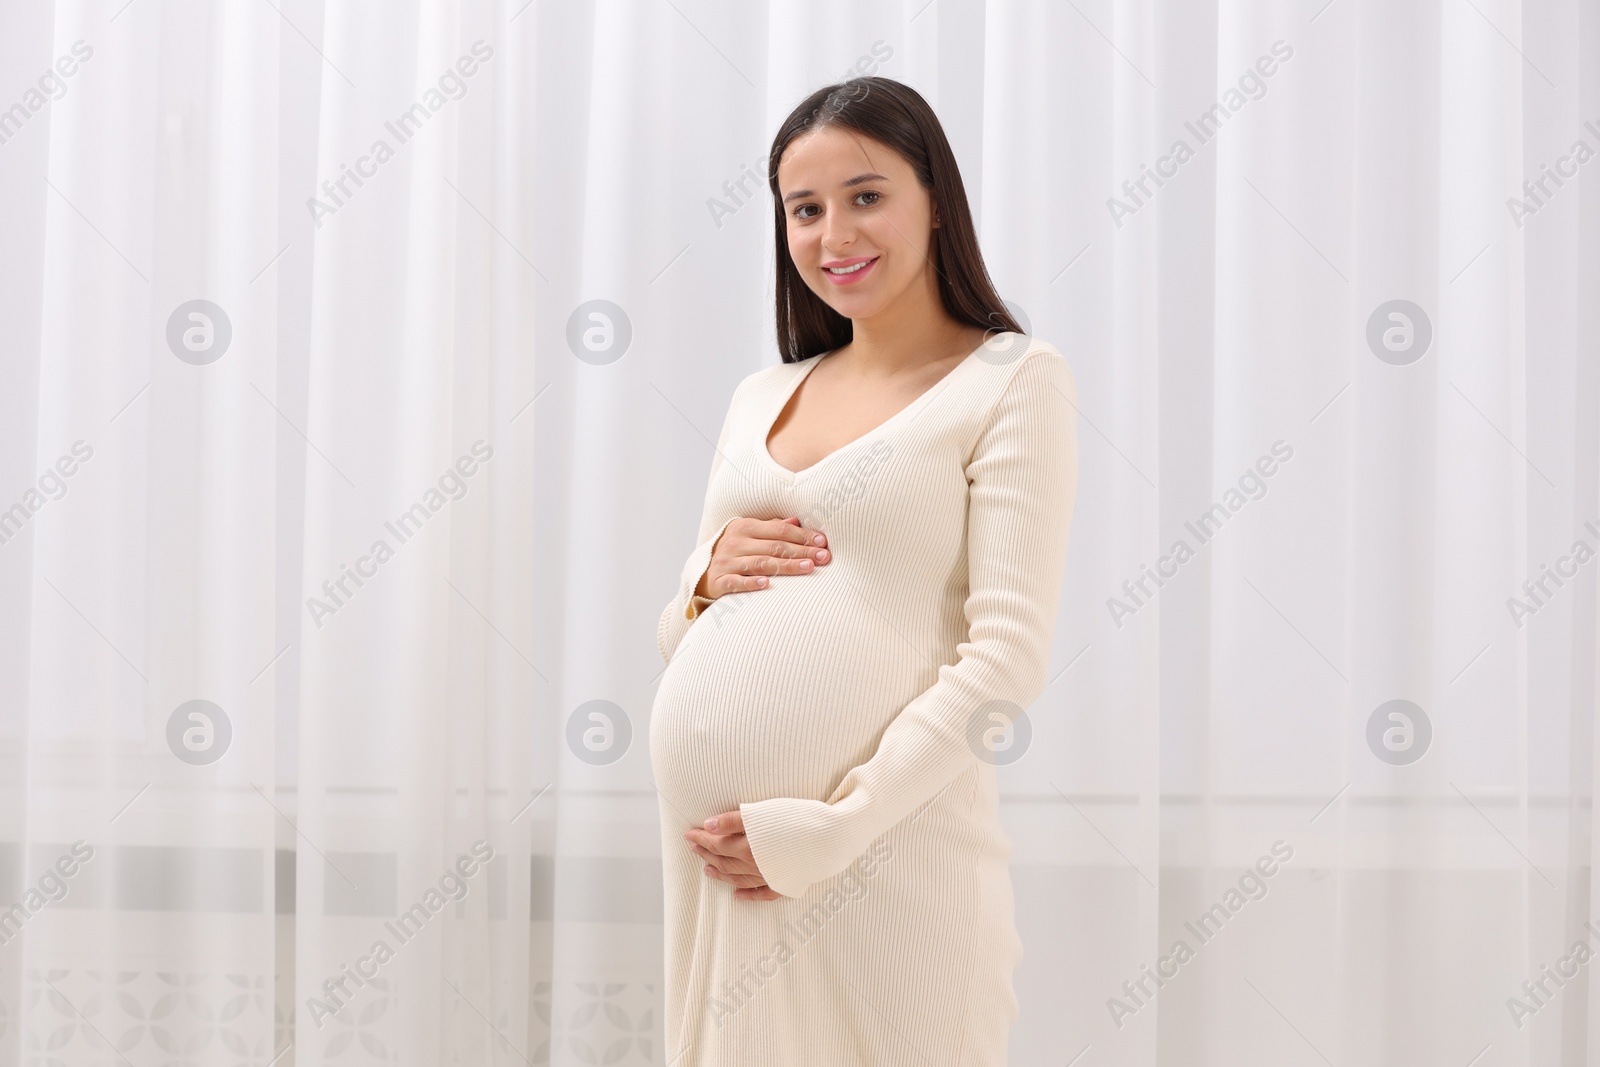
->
xmin=739 ymin=598 xmax=1059 ymax=897
xmin=657 ymin=515 xmax=737 ymax=663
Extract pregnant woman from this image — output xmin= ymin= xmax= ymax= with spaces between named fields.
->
xmin=650 ymin=76 xmax=1079 ymax=1065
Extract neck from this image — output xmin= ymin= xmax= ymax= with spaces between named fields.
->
xmin=837 ymin=264 xmax=986 ymax=376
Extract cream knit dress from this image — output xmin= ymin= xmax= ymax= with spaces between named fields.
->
xmin=651 ymin=333 xmax=1078 ymax=1066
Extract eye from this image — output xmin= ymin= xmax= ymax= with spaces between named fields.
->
xmin=790 ymin=190 xmax=882 ymax=221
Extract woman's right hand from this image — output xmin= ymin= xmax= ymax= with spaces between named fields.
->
xmin=694 ymin=516 xmax=829 ymax=601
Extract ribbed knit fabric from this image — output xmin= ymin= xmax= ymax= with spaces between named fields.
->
xmin=650 ymin=334 xmax=1079 ymax=1066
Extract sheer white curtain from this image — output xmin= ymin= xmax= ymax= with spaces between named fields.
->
xmin=2 ymin=0 xmax=534 ymax=1064
xmin=2 ymin=0 xmax=1595 ymax=1065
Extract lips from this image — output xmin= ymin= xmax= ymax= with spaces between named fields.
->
xmin=822 ymin=256 xmax=879 ymax=285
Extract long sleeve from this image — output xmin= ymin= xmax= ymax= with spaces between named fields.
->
xmin=738 ymin=350 xmax=1079 ymax=898
xmin=657 ymin=381 xmax=745 ymax=665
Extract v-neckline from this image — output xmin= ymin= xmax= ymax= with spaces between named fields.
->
xmin=757 ymin=334 xmax=1003 ymax=482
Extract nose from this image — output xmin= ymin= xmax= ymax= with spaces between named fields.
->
xmin=820 ymin=206 xmax=854 ymax=255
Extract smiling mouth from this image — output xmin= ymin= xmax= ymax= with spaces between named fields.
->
xmin=819 ymin=255 xmax=883 ymax=286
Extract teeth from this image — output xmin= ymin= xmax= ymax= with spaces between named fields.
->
xmin=827 ymin=259 xmax=873 ymax=274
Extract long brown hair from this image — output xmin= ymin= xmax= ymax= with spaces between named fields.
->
xmin=767 ymin=77 xmax=1021 ymax=364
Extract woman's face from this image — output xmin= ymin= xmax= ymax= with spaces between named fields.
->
xmin=776 ymin=125 xmax=937 ymax=322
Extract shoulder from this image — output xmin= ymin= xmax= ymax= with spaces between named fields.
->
xmin=970 ymin=334 xmax=1077 ymax=416
xmin=742 ymin=355 xmax=819 ymax=388
xmin=733 ymin=354 xmax=820 ymax=400
xmin=957 ymin=334 xmax=1078 ymax=464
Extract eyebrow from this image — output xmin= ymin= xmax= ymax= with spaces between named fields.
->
xmin=781 ymin=172 xmax=890 ymax=204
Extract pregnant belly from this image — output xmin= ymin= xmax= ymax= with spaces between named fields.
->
xmin=649 ymin=570 xmax=932 ymax=826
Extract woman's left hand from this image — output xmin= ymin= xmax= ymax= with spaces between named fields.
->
xmin=683 ymin=810 xmax=780 ymax=901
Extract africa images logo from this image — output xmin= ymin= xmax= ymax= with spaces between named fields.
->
xmin=304 ymin=441 xmax=494 ymax=628
xmin=306 ymin=41 xmax=495 ymax=228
